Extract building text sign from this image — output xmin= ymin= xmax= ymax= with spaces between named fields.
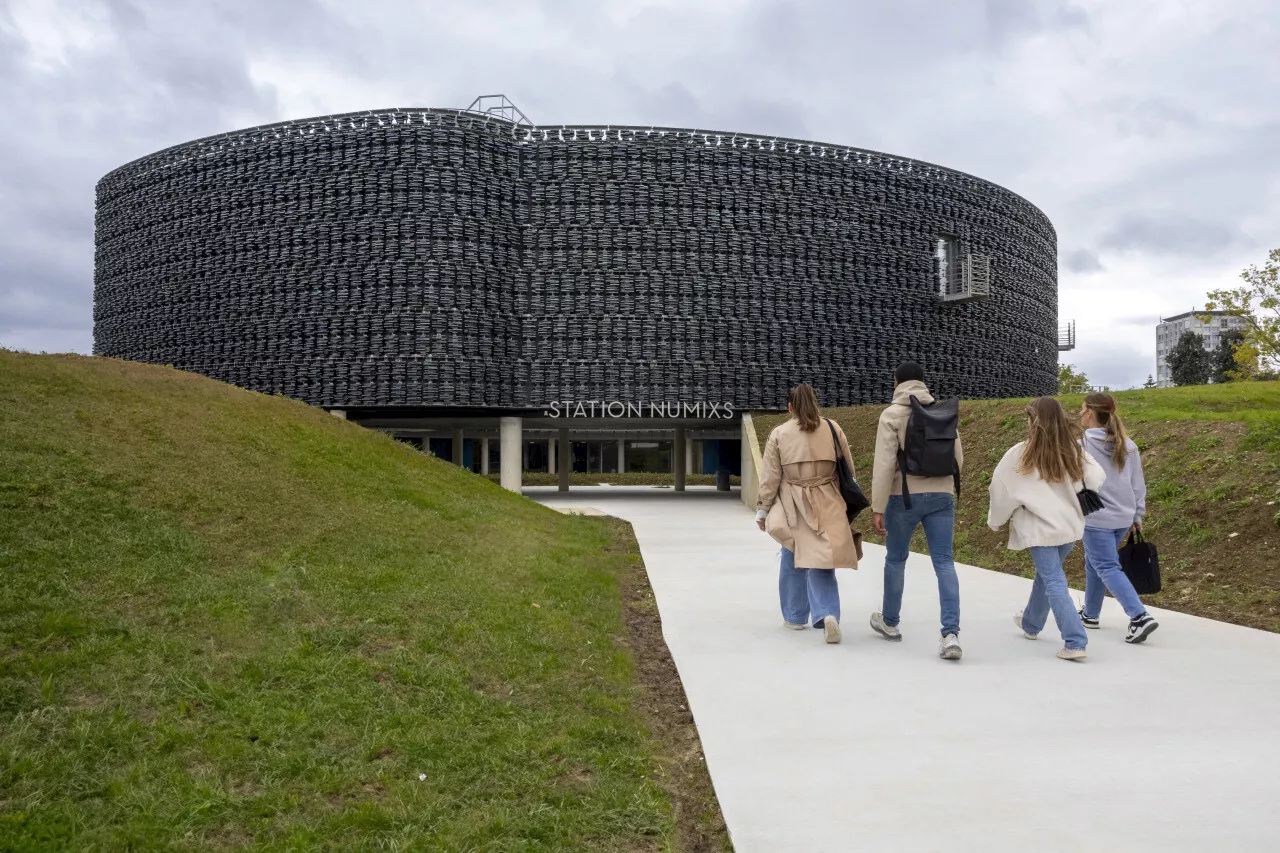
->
xmin=546 ymin=400 xmax=736 ymax=419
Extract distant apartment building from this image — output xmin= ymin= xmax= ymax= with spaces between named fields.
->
xmin=1155 ymin=310 xmax=1248 ymax=386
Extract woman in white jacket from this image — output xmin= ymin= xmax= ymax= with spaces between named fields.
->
xmin=988 ymin=397 xmax=1105 ymax=661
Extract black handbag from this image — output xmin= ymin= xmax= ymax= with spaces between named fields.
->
xmin=1119 ymin=529 xmax=1162 ymax=594
xmin=827 ymin=419 xmax=870 ymax=521
xmin=1077 ymin=487 xmax=1105 ymax=516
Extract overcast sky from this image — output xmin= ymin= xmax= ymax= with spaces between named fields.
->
xmin=2 ymin=0 xmax=1277 ymax=389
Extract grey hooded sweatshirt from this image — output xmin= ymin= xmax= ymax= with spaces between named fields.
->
xmin=1080 ymin=427 xmax=1146 ymax=531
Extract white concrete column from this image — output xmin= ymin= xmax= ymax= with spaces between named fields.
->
xmin=741 ymin=414 xmax=762 ymax=509
xmin=480 ymin=438 xmax=491 ymax=475
xmin=500 ymin=417 xmax=522 ymax=492
xmin=452 ymin=428 xmax=465 ymax=467
xmin=618 ymin=439 xmax=627 ymax=473
xmin=686 ymin=437 xmax=695 ymax=475
xmin=548 ymin=439 xmax=556 ymax=474
xmin=674 ymin=427 xmax=687 ymax=492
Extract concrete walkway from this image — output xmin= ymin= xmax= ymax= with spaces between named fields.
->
xmin=532 ymin=487 xmax=1280 ymax=853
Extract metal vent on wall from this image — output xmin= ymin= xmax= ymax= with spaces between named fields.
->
xmin=941 ymin=254 xmax=991 ymax=303
xmin=1058 ymin=320 xmax=1077 ymax=352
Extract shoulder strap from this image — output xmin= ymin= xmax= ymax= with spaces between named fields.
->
xmin=825 ymin=418 xmax=840 ymax=456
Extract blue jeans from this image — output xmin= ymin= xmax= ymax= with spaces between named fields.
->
xmin=882 ymin=493 xmax=960 ymax=636
xmin=779 ymin=547 xmax=841 ymax=628
xmin=1082 ymin=526 xmax=1147 ymax=620
xmin=1023 ymin=544 xmax=1088 ymax=650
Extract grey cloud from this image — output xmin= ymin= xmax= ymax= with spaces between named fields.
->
xmin=1063 ymin=249 xmax=1104 ymax=274
xmin=0 ymin=0 xmax=295 ymax=359
xmin=746 ymin=0 xmax=1088 ymax=76
xmin=0 ymin=8 xmax=22 ymax=79
xmin=1113 ymin=314 xmax=1165 ymax=328
xmin=982 ymin=0 xmax=1089 ymax=45
xmin=1099 ymin=214 xmax=1252 ymax=258
xmin=1103 ymin=96 xmax=1203 ymax=138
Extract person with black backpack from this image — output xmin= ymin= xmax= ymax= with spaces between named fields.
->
xmin=869 ymin=363 xmax=965 ymax=660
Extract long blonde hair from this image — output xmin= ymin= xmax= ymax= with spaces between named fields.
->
xmin=1018 ymin=397 xmax=1084 ymax=483
xmin=788 ymin=383 xmax=821 ymax=432
xmin=1084 ymin=392 xmax=1131 ymax=471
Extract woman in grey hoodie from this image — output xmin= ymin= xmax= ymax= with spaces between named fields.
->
xmin=1078 ymin=393 xmax=1159 ymax=643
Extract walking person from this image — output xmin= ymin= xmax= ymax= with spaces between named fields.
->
xmin=989 ymin=397 xmax=1106 ymax=661
xmin=1078 ymin=393 xmax=1159 ymax=643
xmin=756 ymin=383 xmax=861 ymax=644
xmin=868 ymin=362 xmax=964 ymax=660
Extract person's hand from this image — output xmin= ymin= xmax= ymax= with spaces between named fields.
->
xmin=874 ymin=513 xmax=886 ymax=536
xmin=1131 ymin=521 xmax=1142 ymax=535
xmin=756 ymin=517 xmax=767 ymax=532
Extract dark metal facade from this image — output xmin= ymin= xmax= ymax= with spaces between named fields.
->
xmin=94 ymin=108 xmax=1058 ymax=410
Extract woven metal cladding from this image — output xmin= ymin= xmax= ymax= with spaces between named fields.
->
xmin=93 ymin=109 xmax=1058 ymax=410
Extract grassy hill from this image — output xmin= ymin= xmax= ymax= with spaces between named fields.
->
xmin=0 ymin=352 xmax=724 ymax=851
xmin=754 ymin=382 xmax=1280 ymax=632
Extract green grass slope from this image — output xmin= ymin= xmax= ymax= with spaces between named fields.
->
xmin=0 ymin=352 xmax=681 ymax=851
xmin=755 ymin=382 xmax=1280 ymax=632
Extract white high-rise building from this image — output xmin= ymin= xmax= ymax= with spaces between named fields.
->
xmin=1155 ymin=310 xmax=1248 ymax=386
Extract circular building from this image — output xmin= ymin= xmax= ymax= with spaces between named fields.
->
xmin=93 ymin=101 xmax=1059 ymax=486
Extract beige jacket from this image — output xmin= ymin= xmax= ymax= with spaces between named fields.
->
xmin=757 ymin=417 xmax=862 ymax=569
xmin=870 ymin=380 xmax=964 ymax=513
xmin=987 ymin=441 xmax=1107 ymax=550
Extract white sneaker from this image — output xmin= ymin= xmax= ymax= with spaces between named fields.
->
xmin=870 ymin=612 xmax=902 ymax=641
xmin=823 ymin=615 xmax=842 ymax=644
xmin=1126 ymin=613 xmax=1159 ymax=644
xmin=939 ymin=634 xmax=962 ymax=660
xmin=1057 ymin=647 xmax=1087 ymax=661
xmin=783 ymin=621 xmax=808 ymax=631
xmin=1014 ymin=611 xmax=1037 ymax=640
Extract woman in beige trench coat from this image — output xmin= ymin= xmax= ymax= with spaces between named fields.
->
xmin=755 ymin=383 xmax=861 ymax=644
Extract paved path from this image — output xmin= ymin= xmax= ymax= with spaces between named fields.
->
xmin=531 ymin=487 xmax=1280 ymax=853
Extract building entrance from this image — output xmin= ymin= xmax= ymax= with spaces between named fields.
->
xmin=348 ymin=409 xmax=748 ymax=493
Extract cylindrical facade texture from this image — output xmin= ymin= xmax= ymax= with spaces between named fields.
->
xmin=94 ymin=109 xmax=1058 ymax=409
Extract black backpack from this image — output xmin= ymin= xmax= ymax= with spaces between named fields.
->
xmin=897 ymin=395 xmax=961 ymax=509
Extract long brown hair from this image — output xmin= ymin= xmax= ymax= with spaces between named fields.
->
xmin=1018 ymin=397 xmax=1084 ymax=483
xmin=788 ymin=383 xmax=821 ymax=432
xmin=1083 ymin=392 xmax=1131 ymax=471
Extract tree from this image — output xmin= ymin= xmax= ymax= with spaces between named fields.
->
xmin=1205 ymin=247 xmax=1280 ymax=372
xmin=1167 ymin=330 xmax=1211 ymax=386
xmin=1058 ymin=363 xmax=1090 ymax=394
xmin=1143 ymin=374 xmax=1156 ymax=389
xmin=1210 ymin=328 xmax=1249 ymax=383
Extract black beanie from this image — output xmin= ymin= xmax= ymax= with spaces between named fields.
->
xmin=894 ymin=362 xmax=925 ymax=385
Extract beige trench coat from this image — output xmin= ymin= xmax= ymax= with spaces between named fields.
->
xmin=757 ymin=417 xmax=862 ymax=569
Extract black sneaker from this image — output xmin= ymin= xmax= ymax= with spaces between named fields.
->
xmin=1079 ymin=609 xmax=1100 ymax=630
xmin=1126 ymin=613 xmax=1159 ymax=644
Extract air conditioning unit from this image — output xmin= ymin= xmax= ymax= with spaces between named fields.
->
xmin=940 ymin=254 xmax=991 ymax=303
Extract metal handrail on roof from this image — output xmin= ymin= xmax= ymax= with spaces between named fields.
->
xmin=464 ymin=95 xmax=532 ymax=126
